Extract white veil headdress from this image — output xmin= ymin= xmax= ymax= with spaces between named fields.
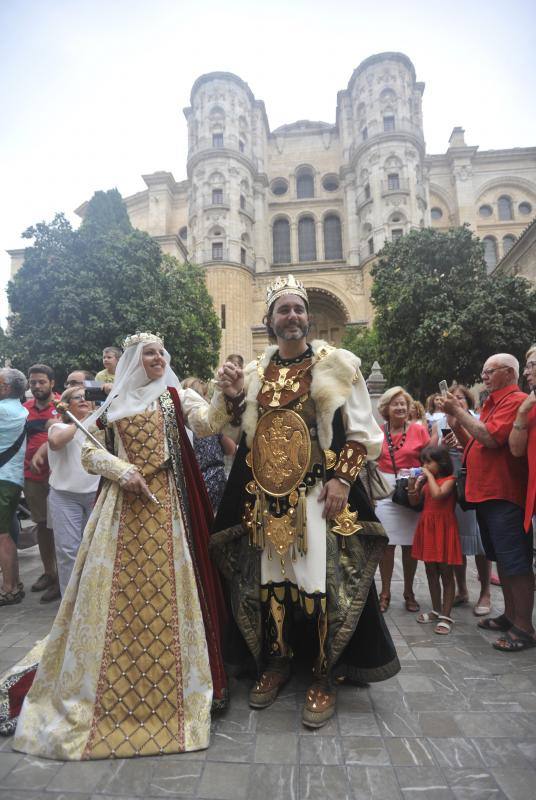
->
xmin=85 ymin=332 xmax=181 ymax=428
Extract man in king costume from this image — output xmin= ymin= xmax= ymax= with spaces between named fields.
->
xmin=211 ymin=275 xmax=400 ymax=728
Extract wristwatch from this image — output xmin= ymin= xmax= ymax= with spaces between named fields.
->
xmin=512 ymin=421 xmax=527 ymax=430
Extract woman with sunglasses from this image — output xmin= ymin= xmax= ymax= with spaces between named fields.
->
xmin=46 ymin=386 xmax=99 ymax=595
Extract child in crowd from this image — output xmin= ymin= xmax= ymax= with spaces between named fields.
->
xmin=95 ymin=346 xmax=122 ymax=395
xmin=409 ymin=445 xmax=462 ymax=635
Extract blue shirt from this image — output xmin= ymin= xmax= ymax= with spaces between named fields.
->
xmin=0 ymin=398 xmax=28 ymax=487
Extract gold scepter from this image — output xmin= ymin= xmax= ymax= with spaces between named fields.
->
xmin=53 ymin=400 xmax=161 ymax=505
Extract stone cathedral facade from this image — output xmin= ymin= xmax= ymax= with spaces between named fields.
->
xmin=12 ymin=51 xmax=534 ymax=362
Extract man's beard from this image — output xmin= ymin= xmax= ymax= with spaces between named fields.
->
xmin=273 ymin=321 xmax=309 ymax=341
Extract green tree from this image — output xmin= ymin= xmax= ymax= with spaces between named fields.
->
xmin=341 ymin=324 xmax=380 ymax=380
xmin=370 ymin=226 xmax=536 ymax=398
xmin=7 ymin=190 xmax=220 ymax=384
xmin=0 ymin=325 xmax=10 ymax=366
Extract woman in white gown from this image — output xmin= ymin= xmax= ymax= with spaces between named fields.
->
xmin=7 ymin=332 xmax=228 ymax=760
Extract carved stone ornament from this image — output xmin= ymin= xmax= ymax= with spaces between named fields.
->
xmin=345 ymin=271 xmax=364 ymax=294
xmin=251 ymin=409 xmax=311 ymax=497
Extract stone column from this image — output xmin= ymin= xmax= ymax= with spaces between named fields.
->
xmin=366 ymin=361 xmax=387 ymax=425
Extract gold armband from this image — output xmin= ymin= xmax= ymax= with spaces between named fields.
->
xmin=224 ymin=390 xmax=246 ymax=427
xmin=334 ymin=442 xmax=366 ymax=483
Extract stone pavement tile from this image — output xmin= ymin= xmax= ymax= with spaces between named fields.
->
xmin=470 ymin=738 xmax=536 ymax=769
xmin=466 ymin=692 xmax=526 ymax=713
xmin=459 ymin=677 xmax=501 ymax=694
xmin=207 ymin=731 xmax=255 ymax=763
xmin=341 ymin=736 xmax=390 ymax=766
xmin=376 ymin=711 xmax=423 ymax=737
xmin=442 ymin=767 xmax=506 ymax=799
xmin=253 ymin=708 xmax=297 ymax=734
xmin=337 ymin=686 xmax=373 ymax=712
xmin=338 ymin=712 xmax=381 ymax=736
xmin=0 ymin=752 xmax=23 ymax=781
xmin=426 ymin=738 xmax=485 ymax=768
xmin=299 ymin=765 xmax=353 ymax=800
xmin=147 ymin=760 xmax=203 ymax=796
xmin=245 ymin=764 xmax=297 ymax=800
xmin=498 ymin=673 xmax=536 ymax=692
xmin=47 ymin=759 xmax=115 ymax=792
xmin=347 ymin=765 xmax=402 ymax=799
xmin=369 ymin=691 xmax=407 ymax=714
xmin=4 ymin=794 xmax=90 ymax=800
xmin=418 ymin=712 xmax=463 ymax=737
xmin=396 ymin=674 xmax=438 ymax=693
xmin=95 ymin=757 xmax=154 ymax=796
xmin=253 ymin=732 xmax=297 ymax=764
xmin=492 ymin=768 xmax=536 ymax=800
xmin=197 ymin=762 xmax=251 ymax=800
xmin=454 ymin=712 xmax=536 ymax=738
xmin=299 ymin=735 xmax=343 ymax=765
xmin=384 ymin=737 xmax=435 ymax=766
xmin=411 ymin=646 xmax=446 ymax=660
xmin=395 ymin=766 xmax=454 ymax=800
xmin=514 ymin=739 xmax=536 ymax=764
xmin=404 ymin=692 xmax=471 ymax=713
xmin=214 ymin=706 xmax=258 ymax=734
xmin=0 ymin=754 xmax=62 ymax=790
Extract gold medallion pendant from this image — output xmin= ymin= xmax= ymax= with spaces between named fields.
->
xmin=251 ymin=409 xmax=311 ymax=497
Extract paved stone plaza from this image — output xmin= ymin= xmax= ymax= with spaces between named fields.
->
xmin=1 ymin=543 xmax=535 ymax=800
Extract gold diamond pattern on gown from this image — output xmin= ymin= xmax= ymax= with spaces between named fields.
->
xmin=85 ymin=409 xmax=185 ymax=759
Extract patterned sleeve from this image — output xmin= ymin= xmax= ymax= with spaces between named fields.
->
xmin=180 ymin=387 xmax=230 ymax=437
xmin=80 ymin=425 xmax=134 ymax=482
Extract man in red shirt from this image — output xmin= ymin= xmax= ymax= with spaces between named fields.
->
xmin=24 ymin=364 xmax=61 ymax=602
xmin=441 ymin=353 xmax=534 ymax=651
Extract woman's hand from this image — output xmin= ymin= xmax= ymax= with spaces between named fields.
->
xmin=216 ymin=362 xmax=244 ymax=398
xmin=318 ymin=478 xmax=350 ymax=520
xmin=518 ymin=391 xmax=536 ymax=416
xmin=443 ymin=430 xmax=458 ymax=449
xmin=121 ymin=470 xmax=156 ymax=503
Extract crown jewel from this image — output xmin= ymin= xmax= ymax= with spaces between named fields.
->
xmin=266 ymin=274 xmax=308 ymax=309
xmin=122 ymin=331 xmax=164 ymax=349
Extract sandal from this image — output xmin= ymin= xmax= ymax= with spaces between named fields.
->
xmin=379 ymin=593 xmax=391 ymax=613
xmin=434 ymin=615 xmax=453 ymax=635
xmin=0 ymin=587 xmax=24 ymax=607
xmin=452 ymin=595 xmax=469 ymax=607
xmin=477 ymin=614 xmax=512 ymax=632
xmin=417 ymin=611 xmax=439 ymax=624
xmin=492 ymin=626 xmax=536 ymax=652
xmin=404 ymin=593 xmax=420 ymax=612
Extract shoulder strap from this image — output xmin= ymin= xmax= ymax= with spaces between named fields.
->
xmin=385 ymin=423 xmax=398 ymax=477
xmin=0 ymin=428 xmax=26 ymax=469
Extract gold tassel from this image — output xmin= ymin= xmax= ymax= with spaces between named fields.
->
xmin=296 ymin=484 xmax=308 ymax=556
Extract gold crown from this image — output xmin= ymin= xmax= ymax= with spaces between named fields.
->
xmin=266 ymin=274 xmax=308 ymax=310
xmin=122 ymin=331 xmax=164 ymax=349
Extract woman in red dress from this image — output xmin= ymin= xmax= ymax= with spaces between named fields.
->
xmin=509 ymin=345 xmax=536 ymax=536
xmin=410 ymin=445 xmax=462 ymax=635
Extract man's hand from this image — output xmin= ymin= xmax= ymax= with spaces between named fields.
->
xmin=216 ymin=362 xmax=244 ymax=398
xmin=436 ymin=392 xmax=460 ymax=416
xmin=122 ymin=471 xmax=156 ymax=503
xmin=443 ymin=430 xmax=458 ymax=448
xmin=518 ymin=391 xmax=536 ymax=416
xmin=30 ymin=446 xmax=48 ymax=474
xmin=318 ymin=478 xmax=350 ymax=520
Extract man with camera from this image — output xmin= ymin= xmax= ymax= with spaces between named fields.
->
xmin=23 ymin=364 xmax=61 ymax=602
xmin=439 ymin=354 xmax=534 ymax=651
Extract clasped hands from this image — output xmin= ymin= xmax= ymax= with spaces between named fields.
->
xmin=216 ymin=362 xmax=244 ymax=398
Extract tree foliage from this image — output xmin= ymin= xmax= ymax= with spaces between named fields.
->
xmin=341 ymin=324 xmax=380 ymax=380
xmin=7 ymin=190 xmax=220 ymax=384
xmin=368 ymin=226 xmax=536 ymax=399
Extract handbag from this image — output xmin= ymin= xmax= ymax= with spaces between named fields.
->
xmin=386 ymin=426 xmax=421 ymax=512
xmin=364 ymin=461 xmax=392 ymax=502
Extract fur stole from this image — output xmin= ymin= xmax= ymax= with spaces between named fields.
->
xmin=241 ymin=339 xmax=362 ymax=450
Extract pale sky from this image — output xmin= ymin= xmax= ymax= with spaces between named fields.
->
xmin=1 ymin=0 xmax=535 ymax=323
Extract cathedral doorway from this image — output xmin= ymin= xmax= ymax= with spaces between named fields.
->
xmin=307 ymin=288 xmax=349 ymax=346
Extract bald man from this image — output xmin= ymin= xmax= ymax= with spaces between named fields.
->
xmin=440 ymin=354 xmax=534 ymax=652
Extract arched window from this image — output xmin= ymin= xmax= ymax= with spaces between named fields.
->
xmin=323 ymin=215 xmax=343 ymax=260
xmin=503 ymin=235 xmax=516 ymax=255
xmin=483 ymin=237 xmax=498 ymax=272
xmin=498 ymin=196 xmax=513 ymax=221
xmin=298 ymin=217 xmax=317 ymax=262
xmin=296 ymin=169 xmax=314 ymax=199
xmin=272 ymin=218 xmax=291 ymax=264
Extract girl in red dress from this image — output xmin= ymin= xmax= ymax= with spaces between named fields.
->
xmin=409 ymin=446 xmax=462 ymax=635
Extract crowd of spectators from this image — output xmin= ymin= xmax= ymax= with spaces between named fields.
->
xmin=1 ymin=345 xmax=534 ymax=652
xmin=372 ymin=348 xmax=535 ymax=650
